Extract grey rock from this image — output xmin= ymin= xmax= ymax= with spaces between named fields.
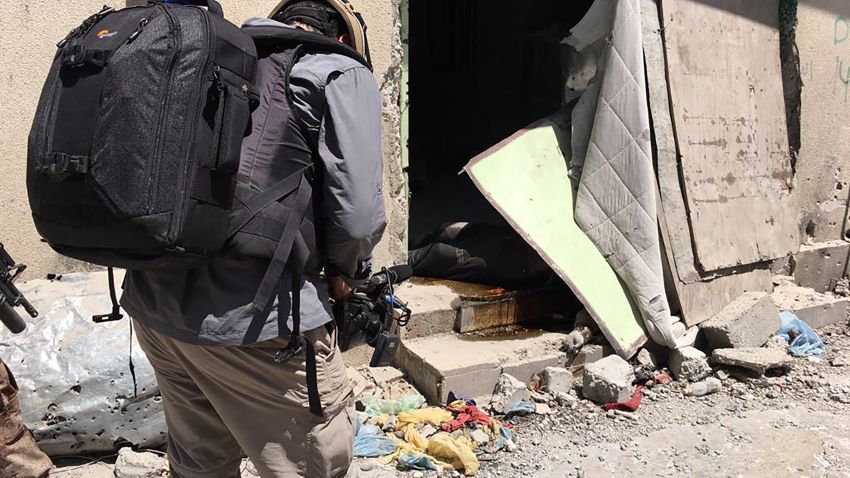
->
xmin=582 ymin=355 xmax=635 ymax=404
xmin=668 ymin=347 xmax=711 ymax=382
xmin=713 ymin=348 xmax=793 ymax=375
xmin=700 ymin=292 xmax=779 ymax=349
xmin=114 ymin=448 xmax=167 ymax=478
xmin=542 ymin=367 xmax=573 ymax=395
xmin=470 ymin=428 xmax=490 ymax=446
xmin=490 ymin=373 xmax=531 ymax=414
xmin=635 ymin=349 xmax=659 ymax=370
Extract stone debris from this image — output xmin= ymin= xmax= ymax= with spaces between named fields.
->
xmin=542 ymin=366 xmax=573 ymax=395
xmin=490 ymin=373 xmax=531 ymax=414
xmin=470 ymin=428 xmax=491 ymax=446
xmin=582 ymin=355 xmax=635 ymax=404
xmin=684 ymin=377 xmax=723 ymax=397
xmin=712 ymin=348 xmax=793 ymax=375
xmin=535 ymin=402 xmax=553 ymax=415
xmin=635 ymin=349 xmax=659 ymax=370
xmin=830 ymin=356 xmax=848 ymax=367
xmin=114 ymin=448 xmax=168 ymax=478
xmin=368 ymin=366 xmax=405 ymax=386
xmin=668 ymin=346 xmax=711 ymax=382
xmin=700 ymin=292 xmax=780 ymax=349
xmin=772 ymin=283 xmax=850 ymax=329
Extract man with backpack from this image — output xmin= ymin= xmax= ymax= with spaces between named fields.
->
xmin=119 ymin=1 xmax=385 ymax=476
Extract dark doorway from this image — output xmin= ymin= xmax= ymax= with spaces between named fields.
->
xmin=405 ymin=0 xmax=592 ymax=245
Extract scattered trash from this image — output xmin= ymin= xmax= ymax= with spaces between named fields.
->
xmin=354 ymin=420 xmax=397 ymax=458
xmin=398 ymin=453 xmax=440 ymax=471
xmin=654 ymin=372 xmax=672 ymax=385
xmin=774 ymin=311 xmax=825 ymax=357
xmin=684 ymin=377 xmax=723 ymax=397
xmin=441 ymin=403 xmax=492 ymax=432
xmin=396 ymin=408 xmax=454 ymax=430
xmin=363 ymin=395 xmax=427 ymax=417
xmin=505 ymin=401 xmax=536 ymax=416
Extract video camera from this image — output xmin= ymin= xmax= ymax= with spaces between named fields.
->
xmin=0 ymin=243 xmax=38 ymax=334
xmin=334 ymin=265 xmax=413 ymax=367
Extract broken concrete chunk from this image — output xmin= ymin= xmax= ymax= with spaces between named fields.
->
xmin=668 ymin=347 xmax=711 ymax=382
xmin=701 ymin=292 xmax=779 ymax=349
xmin=772 ymin=283 xmax=850 ymax=329
xmin=582 ymin=355 xmax=635 ymax=404
xmin=368 ymin=366 xmax=404 ymax=386
xmin=635 ymin=349 xmax=659 ymax=370
xmin=792 ymin=241 xmax=850 ymax=293
xmin=470 ymin=428 xmax=490 ymax=446
xmin=712 ymin=348 xmax=793 ymax=376
xmin=542 ymin=367 xmax=573 ymax=395
xmin=684 ymin=377 xmax=722 ymax=397
xmin=114 ymin=448 xmax=168 ymax=478
xmin=489 ymin=373 xmax=531 ymax=414
xmin=535 ymin=402 xmax=552 ymax=415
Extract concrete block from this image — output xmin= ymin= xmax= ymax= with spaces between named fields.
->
xmin=396 ymin=331 xmax=569 ymax=404
xmin=542 ymin=367 xmax=573 ymax=395
xmin=668 ymin=347 xmax=711 ymax=382
xmin=772 ymin=284 xmax=850 ymax=329
xmin=712 ymin=348 xmax=793 ymax=376
xmin=700 ymin=292 xmax=780 ymax=349
xmin=489 ymin=374 xmax=531 ymax=414
xmin=396 ymin=280 xmax=461 ymax=340
xmin=792 ymin=241 xmax=849 ymax=293
xmin=502 ymin=352 xmax=566 ymax=383
xmin=582 ymin=355 xmax=635 ymax=404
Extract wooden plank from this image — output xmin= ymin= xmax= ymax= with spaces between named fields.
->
xmin=641 ymin=0 xmax=701 ymax=284
xmin=662 ymin=0 xmax=798 ymax=272
xmin=464 ymin=115 xmax=647 ymax=358
xmin=657 ymin=184 xmax=773 ymax=326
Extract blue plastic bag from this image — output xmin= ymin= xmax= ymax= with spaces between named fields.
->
xmin=505 ymin=401 xmax=535 ymax=416
xmin=398 ymin=453 xmax=439 ymax=471
xmin=353 ymin=416 xmax=397 ymax=458
xmin=775 ymin=311 xmax=825 ymax=357
xmin=495 ymin=426 xmax=516 ymax=451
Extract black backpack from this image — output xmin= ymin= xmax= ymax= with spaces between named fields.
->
xmin=27 ymin=1 xmax=258 ymax=272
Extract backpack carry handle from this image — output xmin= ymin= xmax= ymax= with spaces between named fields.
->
xmin=149 ymin=0 xmax=224 ymax=17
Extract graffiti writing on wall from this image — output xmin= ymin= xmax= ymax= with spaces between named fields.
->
xmin=836 ymin=16 xmax=850 ymax=101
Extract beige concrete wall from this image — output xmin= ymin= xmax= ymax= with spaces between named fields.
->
xmin=793 ymin=0 xmax=850 ymax=243
xmin=0 ymin=0 xmax=405 ymax=279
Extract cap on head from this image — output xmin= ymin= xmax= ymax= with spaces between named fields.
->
xmin=270 ymin=0 xmax=371 ymax=63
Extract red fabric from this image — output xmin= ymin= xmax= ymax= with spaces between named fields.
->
xmin=441 ymin=405 xmax=492 ymax=432
xmin=602 ymin=385 xmax=644 ymax=411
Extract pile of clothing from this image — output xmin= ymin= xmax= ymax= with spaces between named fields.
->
xmin=353 ymin=395 xmax=517 ymax=476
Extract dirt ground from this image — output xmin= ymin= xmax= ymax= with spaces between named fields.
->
xmin=52 ymin=324 xmax=850 ymax=478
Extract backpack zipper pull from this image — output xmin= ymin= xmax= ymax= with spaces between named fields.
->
xmin=127 ymin=17 xmax=151 ymax=43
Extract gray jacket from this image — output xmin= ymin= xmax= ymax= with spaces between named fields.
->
xmin=120 ymin=19 xmax=387 ymax=346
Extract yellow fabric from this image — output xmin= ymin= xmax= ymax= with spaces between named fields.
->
xmin=395 ymin=407 xmax=453 ymax=430
xmin=426 ymin=434 xmax=480 ymax=476
xmin=404 ymin=424 xmax=430 ymax=451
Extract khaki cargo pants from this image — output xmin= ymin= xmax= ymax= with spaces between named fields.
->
xmin=0 ymin=359 xmax=52 ymax=478
xmin=134 ymin=321 xmax=356 ymax=478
